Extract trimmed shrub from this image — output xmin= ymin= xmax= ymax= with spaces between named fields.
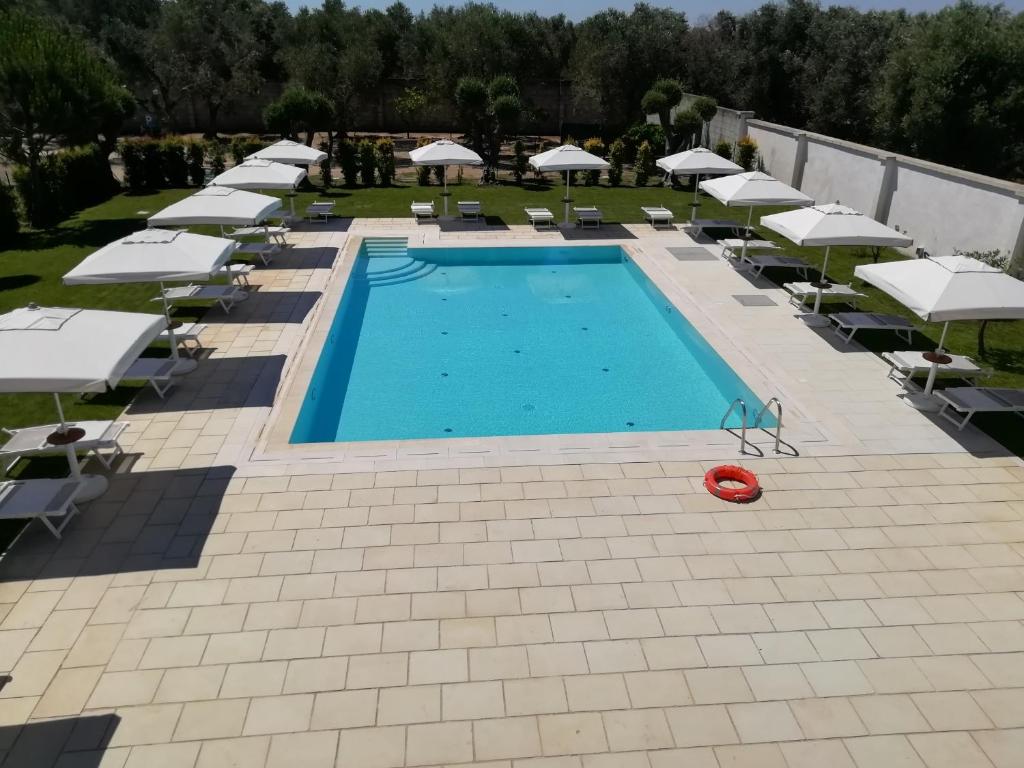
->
xmin=319 ymin=139 xmax=333 ymax=188
xmin=14 ymin=145 xmax=117 ymax=227
xmin=634 ymin=140 xmax=654 ymax=186
xmin=0 ymin=184 xmax=20 ymax=248
xmin=607 ymin=139 xmax=625 ymax=187
xmin=187 ymin=141 xmax=206 ymax=185
xmin=338 ymin=139 xmax=359 ymax=186
xmin=358 ymin=139 xmax=376 ymax=186
xmin=714 ymin=140 xmax=733 ymax=160
xmin=622 ymin=123 xmax=664 ymax=163
xmin=161 ymin=137 xmax=189 ymax=187
xmin=375 ymin=138 xmax=395 ymax=186
xmin=414 ymin=137 xmax=432 ymax=185
xmin=672 ymin=109 xmax=701 ymax=150
xmin=119 ymin=139 xmax=145 ymax=192
xmin=141 ymin=140 xmax=163 ymax=190
xmin=736 ymin=136 xmax=758 ymax=171
xmin=432 ymin=165 xmax=445 ymax=185
xmin=208 ymin=140 xmax=226 ymax=176
xmin=229 ymin=136 xmax=264 ymax=167
xmin=582 ymin=137 xmax=606 ymax=185
xmin=512 ymin=140 xmax=528 ymax=184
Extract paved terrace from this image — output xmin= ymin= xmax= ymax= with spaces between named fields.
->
xmin=0 ymin=221 xmax=1022 ymax=767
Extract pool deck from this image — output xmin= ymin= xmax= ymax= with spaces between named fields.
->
xmin=1 ymin=219 xmax=1022 ymax=768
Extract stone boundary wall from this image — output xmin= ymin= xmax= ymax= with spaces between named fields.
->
xmin=657 ymin=94 xmax=1024 ymax=272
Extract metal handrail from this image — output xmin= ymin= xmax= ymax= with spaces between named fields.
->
xmin=720 ymin=398 xmax=748 ymax=454
xmin=754 ymin=397 xmax=783 ymax=454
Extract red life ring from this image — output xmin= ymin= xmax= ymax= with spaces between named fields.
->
xmin=704 ymin=465 xmax=761 ymax=503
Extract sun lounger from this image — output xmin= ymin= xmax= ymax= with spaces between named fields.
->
xmin=0 ymin=478 xmax=84 ymax=539
xmin=830 ymin=312 xmax=915 ymax=345
xmin=882 ymin=351 xmax=988 ymax=391
xmin=937 ymin=387 xmax=1024 ymax=430
xmin=120 ymin=358 xmax=178 ymax=398
xmin=217 ymin=263 xmax=255 ymax=287
xmin=1 ymin=421 xmax=128 ymax=475
xmin=719 ymin=238 xmax=780 ymax=258
xmin=158 ymin=284 xmax=245 ymax=314
xmin=306 ymin=201 xmax=335 ymax=223
xmin=411 ymin=201 xmax=435 ymax=220
xmin=686 ymin=219 xmax=751 ymax=238
xmin=457 ymin=201 xmax=482 ymax=220
xmin=574 ymin=207 xmax=603 ymax=228
xmin=228 ymin=225 xmax=289 ymax=246
xmin=235 ymin=242 xmax=276 ymax=266
xmin=525 ymin=208 xmax=555 ymax=228
xmin=784 ymin=282 xmax=866 ymax=311
xmin=739 ymin=253 xmax=811 ymax=280
xmin=641 ymin=206 xmax=674 ymax=229
xmin=158 ymin=322 xmax=206 ymax=357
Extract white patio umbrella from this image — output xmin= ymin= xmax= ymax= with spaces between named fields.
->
xmin=246 ymin=139 xmax=327 ymax=165
xmin=699 ymin=171 xmax=814 ymax=260
xmin=855 ymin=255 xmax=1024 ymax=408
xmin=147 ymin=187 xmax=282 ymax=233
xmin=62 ymin=229 xmax=241 ymax=375
xmin=761 ymin=204 xmax=912 ymax=322
xmin=408 ymin=140 xmax=484 ymax=216
xmin=656 ymin=148 xmax=743 ymax=220
xmin=0 ymin=305 xmax=165 ymax=500
xmin=208 ymin=159 xmax=307 ymax=219
xmin=529 ymin=145 xmax=610 ymax=225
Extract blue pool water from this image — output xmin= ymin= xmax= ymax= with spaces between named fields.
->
xmin=291 ymin=242 xmax=767 ymax=443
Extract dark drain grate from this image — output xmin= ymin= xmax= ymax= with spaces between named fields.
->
xmin=733 ymin=294 xmax=778 ymax=307
xmin=667 ymin=247 xmax=717 ymax=261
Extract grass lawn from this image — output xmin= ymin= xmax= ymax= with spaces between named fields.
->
xmin=2 ymin=173 xmax=1023 ymax=459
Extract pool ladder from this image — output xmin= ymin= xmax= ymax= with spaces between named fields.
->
xmin=720 ymin=397 xmax=784 ymax=455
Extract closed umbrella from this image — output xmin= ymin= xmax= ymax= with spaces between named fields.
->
xmin=761 ymin=204 xmax=912 ymax=322
xmin=656 ymin=148 xmax=743 ymax=220
xmin=209 ymin=159 xmax=307 ymax=219
xmin=0 ymin=305 xmax=165 ymax=500
xmin=409 ymin=140 xmax=483 ymax=216
xmin=246 ymin=139 xmax=326 ymax=165
xmin=855 ymin=255 xmax=1024 ymax=408
xmin=699 ymin=172 xmax=814 ymax=260
xmin=529 ymin=145 xmax=610 ymax=225
xmin=62 ymin=229 xmax=240 ymax=375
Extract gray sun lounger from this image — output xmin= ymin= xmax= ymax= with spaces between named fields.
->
xmin=229 ymin=225 xmax=289 ymax=246
xmin=784 ymin=282 xmax=866 ymax=311
xmin=158 ymin=321 xmax=207 ymax=357
xmin=411 ymin=202 xmax=435 ymax=220
xmin=882 ymin=351 xmax=988 ymax=391
xmin=686 ymin=219 xmax=752 ymax=238
xmin=574 ymin=207 xmax=603 ymax=228
xmin=2 ymin=420 xmax=127 ymax=475
xmin=235 ymin=242 xmax=277 ymax=266
xmin=120 ymin=358 xmax=179 ymax=398
xmin=830 ymin=312 xmax=915 ymax=345
xmin=525 ymin=208 xmax=555 ymax=228
xmin=158 ymin=284 xmax=245 ymax=314
xmin=641 ymin=206 xmax=674 ymax=229
xmin=306 ymin=201 xmax=335 ymax=223
xmin=457 ymin=201 xmax=482 ymax=220
xmin=739 ymin=253 xmax=811 ymax=280
xmin=937 ymin=387 xmax=1024 ymax=430
xmin=0 ymin=478 xmax=84 ymax=539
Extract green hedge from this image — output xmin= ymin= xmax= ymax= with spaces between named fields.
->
xmin=13 ymin=145 xmax=118 ymax=228
xmin=120 ymin=136 xmax=208 ymax=192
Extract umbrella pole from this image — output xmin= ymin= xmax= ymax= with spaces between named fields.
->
xmin=53 ymin=393 xmax=68 ymax=432
xmin=812 ymin=245 xmax=831 ymax=315
xmin=565 ymin=173 xmax=571 ymax=226
xmin=443 ymin=167 xmax=449 ymax=217
xmin=740 ymin=207 xmax=754 ymax=261
xmin=923 ymin=321 xmax=950 ymax=396
xmin=691 ymin=174 xmax=700 ymax=221
xmin=52 ymin=392 xmax=108 ymax=501
xmin=160 ymin=283 xmax=198 ymax=375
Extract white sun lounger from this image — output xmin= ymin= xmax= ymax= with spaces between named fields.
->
xmin=720 ymin=239 xmax=780 ymax=257
xmin=120 ymin=358 xmax=178 ymax=398
xmin=411 ymin=202 xmax=435 ymax=220
xmin=1 ymin=421 xmax=128 ymax=475
xmin=686 ymin=219 xmax=751 ymax=238
xmin=937 ymin=387 xmax=1024 ymax=430
xmin=305 ymin=201 xmax=335 ymax=223
xmin=641 ymin=206 xmax=674 ymax=229
xmin=525 ymin=208 xmax=555 ymax=228
xmin=216 ymin=263 xmax=255 ymax=287
xmin=235 ymin=242 xmax=276 ymax=266
xmin=158 ymin=284 xmax=244 ymax=314
xmin=830 ymin=312 xmax=915 ymax=345
xmin=739 ymin=253 xmax=811 ymax=280
xmin=229 ymin=225 xmax=289 ymax=246
xmin=457 ymin=201 xmax=482 ymax=220
xmin=574 ymin=207 xmax=603 ymax=228
xmin=0 ymin=478 xmax=84 ymax=539
xmin=882 ymin=351 xmax=988 ymax=391
xmin=784 ymin=282 xmax=866 ymax=311
xmin=158 ymin=322 xmax=207 ymax=357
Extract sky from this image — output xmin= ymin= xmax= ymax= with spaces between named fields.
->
xmin=284 ymin=0 xmax=1022 ymax=21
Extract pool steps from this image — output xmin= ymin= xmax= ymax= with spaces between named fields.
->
xmin=360 ymin=238 xmax=436 ymax=286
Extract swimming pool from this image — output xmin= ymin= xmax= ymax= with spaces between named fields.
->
xmin=291 ymin=241 xmax=767 ymax=443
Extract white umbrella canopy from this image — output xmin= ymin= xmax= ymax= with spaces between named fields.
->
xmin=408 ymin=140 xmax=483 ymax=216
xmin=148 ymin=187 xmax=282 ymax=229
xmin=246 ymin=139 xmax=326 ymax=165
xmin=63 ymin=229 xmax=237 ymax=284
xmin=209 ymin=159 xmax=306 ymax=191
xmin=529 ymin=145 xmax=610 ymax=224
xmin=761 ymin=204 xmax=913 ymax=317
xmin=699 ymin=171 xmax=814 ymax=259
xmin=656 ymin=148 xmax=743 ymax=220
xmin=855 ymin=256 xmax=1024 ymax=405
xmin=0 ymin=305 xmax=166 ymax=499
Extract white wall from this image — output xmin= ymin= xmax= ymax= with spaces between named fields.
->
xmin=801 ymin=140 xmax=886 ymax=216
